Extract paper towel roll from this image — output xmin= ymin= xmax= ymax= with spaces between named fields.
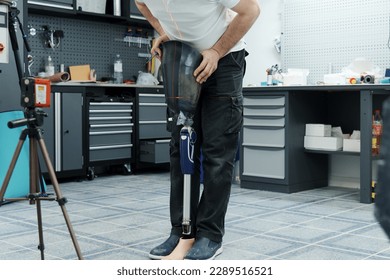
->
xmin=47 ymin=72 xmax=70 ymax=82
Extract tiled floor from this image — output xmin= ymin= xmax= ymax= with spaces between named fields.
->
xmin=0 ymin=171 xmax=389 ymax=260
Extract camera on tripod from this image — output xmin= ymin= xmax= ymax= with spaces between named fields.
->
xmin=21 ymin=77 xmax=51 ymax=108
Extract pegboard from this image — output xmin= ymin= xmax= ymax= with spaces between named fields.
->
xmin=27 ymin=14 xmax=153 ymax=80
xmin=281 ymin=0 xmax=390 ymax=84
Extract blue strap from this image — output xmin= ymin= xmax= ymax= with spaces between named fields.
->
xmin=180 ymin=126 xmax=197 ymax=174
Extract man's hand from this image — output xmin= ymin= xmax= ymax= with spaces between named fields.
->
xmin=194 ymin=48 xmax=220 ymax=84
xmin=151 ymin=34 xmax=169 ymax=60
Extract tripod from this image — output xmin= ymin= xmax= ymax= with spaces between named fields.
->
xmin=0 ymin=1 xmax=83 ymax=260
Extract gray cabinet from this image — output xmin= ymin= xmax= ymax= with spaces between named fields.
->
xmin=39 ymin=90 xmax=84 ymax=178
xmin=241 ymin=89 xmax=328 ymax=194
xmin=61 ymin=92 xmax=83 ymax=171
xmin=241 ymin=85 xmax=390 ymax=203
xmin=242 ymin=95 xmax=286 ymax=181
xmin=136 ymin=87 xmax=170 ymax=166
xmin=88 ymin=96 xmax=134 ymax=166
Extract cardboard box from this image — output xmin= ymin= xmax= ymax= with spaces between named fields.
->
xmin=305 ymin=124 xmax=332 ymax=137
xmin=343 ymin=139 xmax=360 ymax=152
xmin=304 ymin=136 xmax=343 ymax=151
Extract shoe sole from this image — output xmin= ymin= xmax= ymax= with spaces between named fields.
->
xmin=207 ymin=246 xmax=223 ymax=260
xmin=148 ymin=253 xmax=165 ymax=260
xmin=184 ymin=246 xmax=223 ymax=260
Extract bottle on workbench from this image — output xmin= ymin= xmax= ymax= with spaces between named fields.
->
xmin=372 ymin=109 xmax=383 ymax=156
xmin=113 ymin=54 xmax=123 ymax=84
xmin=45 ymin=55 xmax=55 ymax=77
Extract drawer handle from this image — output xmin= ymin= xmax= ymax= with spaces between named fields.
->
xmin=139 ymin=93 xmax=164 ymax=98
xmin=139 ymin=120 xmax=167 ymax=124
xmin=89 ymin=110 xmax=132 ymax=113
xmin=90 ymin=130 xmax=133 ymax=135
xmin=243 ymin=125 xmax=285 ymax=129
xmin=90 ymin=102 xmax=133 ymax=106
xmin=90 ymin=124 xmax=133 ymax=128
xmin=90 ymin=144 xmax=133 ymax=151
xmin=139 ymin=103 xmax=167 ymax=106
xmin=90 ymin=116 xmax=132 ymax=121
xmin=242 ymin=143 xmax=285 ymax=149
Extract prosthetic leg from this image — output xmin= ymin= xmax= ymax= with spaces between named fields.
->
xmin=161 ymin=41 xmax=202 ymax=236
xmin=180 ymin=123 xmax=196 ymax=235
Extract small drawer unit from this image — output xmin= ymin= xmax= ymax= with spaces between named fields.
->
xmin=138 ymin=91 xmax=170 ymax=139
xmin=135 ymin=87 xmax=171 ymax=167
xmin=140 ymin=139 xmax=170 ymax=164
xmin=88 ymin=98 xmax=134 ymax=163
xmin=241 ymin=94 xmax=288 ymax=187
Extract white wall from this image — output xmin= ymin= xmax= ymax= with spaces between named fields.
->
xmin=243 ymin=0 xmax=283 ymax=87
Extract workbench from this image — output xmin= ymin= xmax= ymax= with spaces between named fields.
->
xmin=241 ymin=84 xmax=390 ymax=203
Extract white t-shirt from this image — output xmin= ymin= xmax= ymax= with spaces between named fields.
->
xmin=136 ymin=0 xmax=245 ymax=53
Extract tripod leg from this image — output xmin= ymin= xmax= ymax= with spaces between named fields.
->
xmin=37 ymin=137 xmax=84 ymax=260
xmin=30 ymin=137 xmax=46 ymax=260
xmin=0 ymin=137 xmax=26 ymax=203
xmin=36 ymin=199 xmax=45 ymax=260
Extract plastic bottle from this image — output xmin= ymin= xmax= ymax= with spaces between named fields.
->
xmin=113 ymin=54 xmax=123 ymax=84
xmin=45 ymin=55 xmax=55 ymax=77
xmin=372 ymin=109 xmax=383 ymax=156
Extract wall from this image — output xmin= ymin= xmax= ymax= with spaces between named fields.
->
xmin=282 ymin=0 xmax=390 ymax=85
xmin=0 ymin=0 xmax=25 ymax=112
xmin=243 ymin=0 xmax=283 ymax=87
xmin=27 ymin=14 xmax=153 ymax=81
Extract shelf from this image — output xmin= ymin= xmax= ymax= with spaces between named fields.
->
xmin=304 ymin=148 xmax=360 ymax=156
xmin=28 ymin=4 xmax=151 ymax=27
xmin=28 ymin=3 xmax=75 ymax=17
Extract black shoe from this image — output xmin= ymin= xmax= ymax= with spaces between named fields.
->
xmin=148 ymin=234 xmax=180 ymax=260
xmin=184 ymin=237 xmax=223 ymax=260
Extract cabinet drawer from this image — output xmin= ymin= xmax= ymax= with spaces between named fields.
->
xmin=242 ymin=147 xmax=285 ymax=179
xmin=138 ymin=93 xmax=165 ymax=103
xmin=140 ymin=139 xmax=170 ymax=163
xmin=244 ymin=96 xmax=285 ymax=106
xmin=243 ymin=127 xmax=285 ymax=148
xmin=90 ymin=123 xmax=133 ymax=132
xmin=244 ymin=106 xmax=285 ymax=117
xmin=89 ymin=102 xmax=133 ymax=118
xmin=90 ymin=102 xmax=133 ymax=110
xmin=138 ymin=88 xmax=163 ymax=95
xmin=90 ymin=131 xmax=132 ymax=146
xmin=89 ymin=144 xmax=132 ymax=162
xmin=89 ymin=116 xmax=132 ymax=125
xmin=139 ymin=104 xmax=167 ymax=121
xmin=139 ymin=121 xmax=170 ymax=139
xmin=243 ymin=116 xmax=285 ymax=127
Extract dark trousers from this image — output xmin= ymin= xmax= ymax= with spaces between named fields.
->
xmin=168 ymin=49 xmax=246 ymax=243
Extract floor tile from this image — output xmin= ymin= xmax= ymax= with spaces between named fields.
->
xmin=1 ymin=172 xmax=389 ymax=260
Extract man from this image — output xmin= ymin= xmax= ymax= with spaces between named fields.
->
xmin=135 ymin=0 xmax=260 ymax=260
